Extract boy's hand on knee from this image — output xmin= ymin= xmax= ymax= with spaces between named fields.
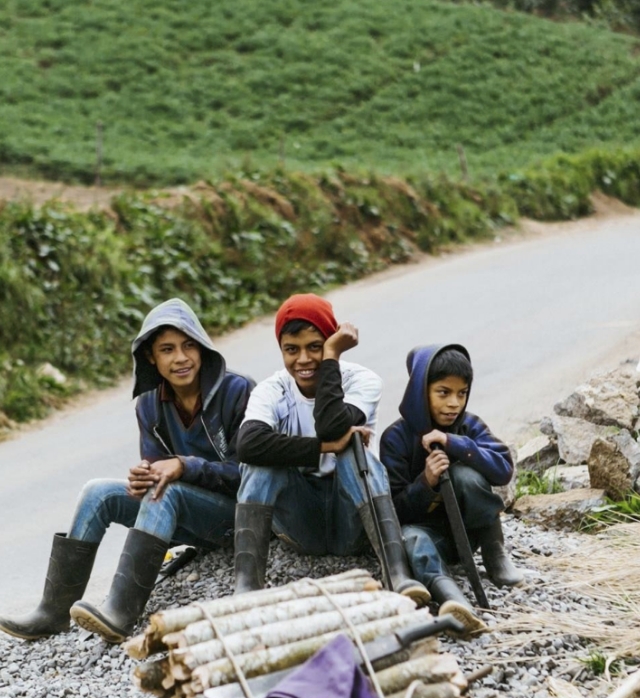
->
xmin=127 ymin=460 xmax=157 ymax=499
xmin=322 ymin=323 xmax=359 ymax=361
xmin=321 ymin=425 xmax=371 ymax=454
xmin=150 ymin=458 xmax=184 ymax=500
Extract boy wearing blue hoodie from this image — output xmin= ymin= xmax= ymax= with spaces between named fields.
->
xmin=0 ymin=299 xmax=254 ymax=643
xmin=380 ymin=344 xmax=522 ymax=634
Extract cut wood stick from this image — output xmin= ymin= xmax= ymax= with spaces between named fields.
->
xmin=126 ymin=569 xmax=378 ymax=659
xmin=607 ymin=671 xmax=640 ymax=698
xmin=386 ymin=682 xmax=461 ymax=698
xmin=171 ymin=595 xmax=417 ymax=674
xmin=375 ymin=653 xmax=466 ymax=695
xmin=167 ymin=589 xmax=398 ymax=650
xmin=132 ymin=658 xmax=171 ymax=695
xmin=186 ymin=608 xmax=434 ymax=694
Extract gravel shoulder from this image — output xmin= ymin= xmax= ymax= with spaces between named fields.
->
xmin=0 ymin=516 xmax=624 ymax=698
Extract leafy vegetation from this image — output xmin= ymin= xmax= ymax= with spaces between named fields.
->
xmin=0 ymin=0 xmax=639 ymax=185
xmin=2 ymin=139 xmax=637 ymax=424
xmin=516 ymin=469 xmax=564 ymax=497
xmin=579 ymin=650 xmax=624 ymax=676
xmin=470 ymin=0 xmax=640 ymax=34
xmin=581 ymin=492 xmax=640 ymax=531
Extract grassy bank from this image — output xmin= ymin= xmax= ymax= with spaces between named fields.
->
xmin=2 ymin=146 xmax=639 ymax=425
xmin=1 ymin=0 xmax=639 ymax=185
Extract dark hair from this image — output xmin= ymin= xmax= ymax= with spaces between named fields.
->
xmin=279 ymin=319 xmax=321 ymax=340
xmin=428 ymin=349 xmax=473 ymax=385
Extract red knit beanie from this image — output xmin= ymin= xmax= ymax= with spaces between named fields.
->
xmin=275 ymin=294 xmax=338 ymax=341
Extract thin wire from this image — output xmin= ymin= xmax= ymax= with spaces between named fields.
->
xmin=304 ymin=579 xmax=386 ymax=698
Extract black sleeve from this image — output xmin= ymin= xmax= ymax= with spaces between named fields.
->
xmin=237 ymin=420 xmax=321 ymax=469
xmin=313 ymin=359 xmax=366 ymax=441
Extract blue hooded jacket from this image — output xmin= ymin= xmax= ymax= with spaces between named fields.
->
xmin=380 ymin=344 xmax=513 ymax=525
xmin=131 ymin=298 xmax=255 ymax=497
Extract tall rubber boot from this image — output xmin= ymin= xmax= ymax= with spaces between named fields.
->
xmin=477 ymin=517 xmax=524 ymax=588
xmin=70 ymin=528 xmax=168 ymax=643
xmin=430 ymin=575 xmax=487 ymax=636
xmin=234 ymin=503 xmax=273 ymax=594
xmin=0 ymin=533 xmax=98 ymax=640
xmin=361 ymin=496 xmax=430 ymax=607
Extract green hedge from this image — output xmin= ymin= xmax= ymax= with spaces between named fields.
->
xmin=1 ymin=148 xmax=639 ymax=423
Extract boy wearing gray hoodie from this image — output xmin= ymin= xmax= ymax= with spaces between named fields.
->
xmin=0 ymin=299 xmax=254 ymax=644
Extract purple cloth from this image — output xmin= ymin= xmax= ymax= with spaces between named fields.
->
xmin=266 ymin=634 xmax=377 ymax=698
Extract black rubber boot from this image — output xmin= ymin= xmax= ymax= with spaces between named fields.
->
xmin=361 ymin=496 xmax=430 ymax=607
xmin=234 ymin=503 xmax=273 ymax=594
xmin=478 ymin=517 xmax=524 ymax=588
xmin=429 ymin=575 xmax=487 ymax=635
xmin=0 ymin=533 xmax=98 ymax=640
xmin=70 ymin=528 xmax=168 ymax=643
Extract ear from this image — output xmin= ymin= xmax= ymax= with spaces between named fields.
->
xmin=145 ymin=348 xmax=156 ymax=366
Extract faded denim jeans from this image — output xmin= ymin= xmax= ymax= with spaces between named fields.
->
xmin=403 ymin=463 xmax=505 ymax=589
xmin=237 ymin=447 xmax=389 ymax=556
xmin=67 ymin=479 xmax=235 ymax=549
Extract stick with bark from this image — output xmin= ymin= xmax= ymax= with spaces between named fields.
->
xmin=185 ymin=609 xmax=435 ymax=695
xmin=126 ymin=569 xmax=378 ymax=659
xmin=163 ymin=590 xmax=397 ymax=650
xmin=170 ymin=595 xmax=416 ymax=677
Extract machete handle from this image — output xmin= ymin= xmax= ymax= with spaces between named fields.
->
xmin=394 ymin=615 xmax=465 ymax=646
xmin=351 ymin=431 xmax=369 ymax=476
xmin=431 ymin=442 xmax=452 ymax=483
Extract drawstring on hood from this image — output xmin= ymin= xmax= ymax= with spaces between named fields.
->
xmin=131 ymin=298 xmax=225 ymax=407
xmin=398 ymin=344 xmax=472 ymax=437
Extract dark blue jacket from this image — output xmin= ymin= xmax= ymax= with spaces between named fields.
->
xmin=131 ymin=299 xmax=254 ymax=498
xmin=380 ymin=344 xmax=513 ymax=525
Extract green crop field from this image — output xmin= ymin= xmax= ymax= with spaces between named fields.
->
xmin=1 ymin=0 xmax=639 ymax=185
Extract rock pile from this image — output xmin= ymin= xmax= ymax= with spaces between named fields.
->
xmin=512 ymin=359 xmax=640 ymax=528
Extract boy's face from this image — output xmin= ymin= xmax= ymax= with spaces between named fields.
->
xmin=428 ymin=375 xmax=469 ymax=428
xmin=148 ymin=328 xmax=202 ymax=393
xmin=280 ymin=327 xmax=325 ymax=398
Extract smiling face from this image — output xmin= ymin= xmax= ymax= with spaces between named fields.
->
xmin=148 ymin=328 xmax=202 ymax=394
xmin=428 ymin=375 xmax=469 ymax=428
xmin=280 ymin=326 xmax=326 ymax=398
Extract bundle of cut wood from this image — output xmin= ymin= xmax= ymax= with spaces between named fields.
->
xmin=126 ymin=569 xmax=467 ymax=698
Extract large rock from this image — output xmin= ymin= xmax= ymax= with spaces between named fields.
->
xmin=543 ymin=464 xmax=590 ymax=491
xmin=550 ymin=415 xmax=616 ymax=465
xmin=516 ymin=435 xmax=559 ymax=475
xmin=512 ymin=489 xmax=607 ymax=529
xmin=587 ymin=436 xmax=640 ymax=501
xmin=554 ymin=364 xmax=639 ymax=430
xmin=612 ymin=430 xmax=640 ymax=478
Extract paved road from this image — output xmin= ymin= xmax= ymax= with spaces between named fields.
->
xmin=2 ymin=210 xmax=640 ymax=615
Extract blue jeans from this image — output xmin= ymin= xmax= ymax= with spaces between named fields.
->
xmin=237 ymin=448 xmax=389 ymax=556
xmin=403 ymin=463 xmax=504 ymax=589
xmin=67 ymin=479 xmax=236 ymax=549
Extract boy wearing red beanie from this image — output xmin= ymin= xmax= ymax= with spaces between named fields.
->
xmin=234 ymin=293 xmax=429 ymax=605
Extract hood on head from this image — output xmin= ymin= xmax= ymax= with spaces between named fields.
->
xmin=131 ymin=298 xmax=225 ymax=401
xmin=399 ymin=343 xmax=472 ymax=436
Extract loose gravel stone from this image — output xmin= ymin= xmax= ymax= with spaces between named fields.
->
xmin=0 ymin=517 xmax=621 ymax=697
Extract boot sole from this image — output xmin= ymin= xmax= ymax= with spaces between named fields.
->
xmin=397 ymin=582 xmax=431 ymax=608
xmin=70 ymin=604 xmax=127 ymax=644
xmin=439 ymin=600 xmax=488 ymax=636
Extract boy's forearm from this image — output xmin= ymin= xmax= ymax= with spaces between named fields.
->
xmin=446 ymin=433 xmax=513 ymax=485
xmin=313 ymin=359 xmax=365 ymax=440
xmin=237 ymin=420 xmax=321 ymax=469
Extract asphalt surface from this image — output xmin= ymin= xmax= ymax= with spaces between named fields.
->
xmin=1 ymin=208 xmax=640 ymax=615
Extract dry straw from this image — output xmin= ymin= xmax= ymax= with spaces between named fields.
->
xmin=485 ymin=523 xmax=640 ymax=687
